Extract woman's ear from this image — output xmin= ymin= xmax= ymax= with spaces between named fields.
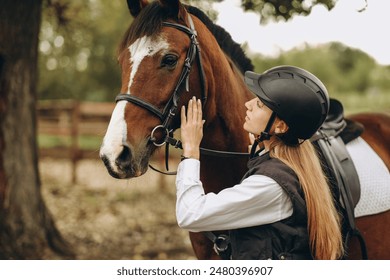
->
xmin=274 ymin=119 xmax=289 ymax=134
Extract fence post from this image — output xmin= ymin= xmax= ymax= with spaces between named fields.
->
xmin=71 ymin=101 xmax=80 ymax=184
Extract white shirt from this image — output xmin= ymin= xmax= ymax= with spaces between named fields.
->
xmin=175 ymin=158 xmax=293 ymax=232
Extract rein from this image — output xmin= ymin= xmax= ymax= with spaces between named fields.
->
xmin=151 ymin=135 xmax=249 ymax=175
xmin=115 ymin=14 xmax=249 ymax=175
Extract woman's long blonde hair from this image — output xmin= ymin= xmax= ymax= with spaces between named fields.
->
xmin=268 ymin=137 xmax=344 ymax=260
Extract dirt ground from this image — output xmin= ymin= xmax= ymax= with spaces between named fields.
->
xmin=40 ymin=158 xmax=195 ymax=260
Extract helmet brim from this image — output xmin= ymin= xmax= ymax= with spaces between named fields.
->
xmin=244 ymin=71 xmax=277 ymax=110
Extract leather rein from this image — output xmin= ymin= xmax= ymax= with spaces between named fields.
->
xmin=115 ymin=15 xmax=249 ymax=175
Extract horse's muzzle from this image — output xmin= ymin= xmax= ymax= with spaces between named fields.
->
xmin=100 ymin=144 xmax=148 ymax=179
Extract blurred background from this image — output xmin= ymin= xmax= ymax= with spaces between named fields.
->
xmin=38 ymin=0 xmax=390 ymax=106
xmin=28 ymin=0 xmax=390 ymax=259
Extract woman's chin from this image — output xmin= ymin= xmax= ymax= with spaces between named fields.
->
xmin=243 ymin=123 xmax=252 ymax=133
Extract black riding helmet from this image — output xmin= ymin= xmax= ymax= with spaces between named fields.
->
xmin=244 ymin=65 xmax=330 ymax=142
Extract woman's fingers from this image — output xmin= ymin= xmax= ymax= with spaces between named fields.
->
xmin=183 ymin=97 xmax=202 ymax=124
xmin=181 ymin=105 xmax=187 ymax=125
xmin=181 ymin=97 xmax=204 ymax=131
xmin=197 ymin=99 xmax=202 ymax=123
xmin=191 ymin=97 xmax=202 ymax=124
xmin=179 ymin=97 xmax=203 ymax=160
xmin=191 ymin=97 xmax=195 ymax=121
xmin=190 ymin=96 xmax=197 ymax=123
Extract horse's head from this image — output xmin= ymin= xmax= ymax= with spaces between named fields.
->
xmin=100 ymin=0 xmax=212 ymax=179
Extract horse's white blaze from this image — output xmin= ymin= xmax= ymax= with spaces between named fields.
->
xmin=127 ymin=35 xmax=169 ymax=93
xmin=100 ymin=35 xmax=169 ymax=173
xmin=100 ymin=101 xmax=127 ymax=173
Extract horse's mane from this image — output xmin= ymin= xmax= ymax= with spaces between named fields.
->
xmin=186 ymin=6 xmax=253 ymax=73
xmin=118 ymin=2 xmax=254 ymax=73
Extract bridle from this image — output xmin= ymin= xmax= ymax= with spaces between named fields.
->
xmin=116 ymin=15 xmax=206 ymax=146
xmin=115 ymin=14 xmax=248 ymax=174
xmin=114 ymin=13 xmax=248 ymax=256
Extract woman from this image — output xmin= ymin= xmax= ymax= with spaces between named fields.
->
xmin=176 ymin=65 xmax=344 ymax=260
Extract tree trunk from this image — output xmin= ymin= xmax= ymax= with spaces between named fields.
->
xmin=0 ymin=0 xmax=73 ymax=259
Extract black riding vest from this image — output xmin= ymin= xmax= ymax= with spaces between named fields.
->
xmin=229 ymin=152 xmax=313 ymax=260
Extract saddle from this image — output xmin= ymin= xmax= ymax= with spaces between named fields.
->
xmin=311 ymin=98 xmax=367 ymax=259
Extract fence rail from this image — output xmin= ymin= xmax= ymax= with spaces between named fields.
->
xmin=37 ymin=100 xmax=115 ymax=183
xmin=37 ymin=100 xmax=174 ymax=187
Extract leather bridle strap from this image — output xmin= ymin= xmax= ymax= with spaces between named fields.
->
xmin=114 ymin=14 xmax=248 ymax=175
xmin=116 ymin=94 xmax=164 ymax=121
xmin=115 ymin=14 xmax=207 ymax=133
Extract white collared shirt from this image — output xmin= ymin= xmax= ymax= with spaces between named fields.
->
xmin=175 ymin=158 xmax=293 ymax=232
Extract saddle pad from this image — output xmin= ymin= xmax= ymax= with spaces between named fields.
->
xmin=345 ymin=137 xmax=390 ymax=217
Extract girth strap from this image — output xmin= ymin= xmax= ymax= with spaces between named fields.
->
xmin=313 ymin=130 xmax=367 ymax=259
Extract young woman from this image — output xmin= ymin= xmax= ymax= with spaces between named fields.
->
xmin=176 ymin=65 xmax=344 ymax=260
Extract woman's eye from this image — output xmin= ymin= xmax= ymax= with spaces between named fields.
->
xmin=257 ymin=101 xmax=264 ymax=108
xmin=161 ymin=54 xmax=178 ymax=68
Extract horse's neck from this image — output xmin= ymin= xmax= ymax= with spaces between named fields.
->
xmin=191 ymin=18 xmax=252 ymax=191
xmin=203 ymin=54 xmax=251 ymax=152
xmin=200 ymin=55 xmax=252 ymax=193
xmin=190 ymin=18 xmax=251 ymax=148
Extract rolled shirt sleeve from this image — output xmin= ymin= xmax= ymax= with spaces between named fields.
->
xmin=175 ymin=159 xmax=293 ymax=232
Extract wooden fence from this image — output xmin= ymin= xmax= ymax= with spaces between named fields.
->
xmin=37 ymin=100 xmax=115 ymax=183
xmin=37 ymin=100 xmax=175 ymax=186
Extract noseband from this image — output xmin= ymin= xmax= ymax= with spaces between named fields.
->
xmin=115 ymin=14 xmax=248 ymax=174
xmin=115 ymin=15 xmax=206 ymax=147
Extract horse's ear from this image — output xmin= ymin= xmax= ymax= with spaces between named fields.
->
xmin=127 ymin=0 xmax=149 ymax=17
xmin=159 ymin=0 xmax=187 ymax=21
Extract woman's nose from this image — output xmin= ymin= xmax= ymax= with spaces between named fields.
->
xmin=245 ymin=100 xmax=251 ymax=110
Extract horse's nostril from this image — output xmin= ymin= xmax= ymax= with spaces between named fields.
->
xmin=101 ymin=155 xmax=110 ymax=168
xmin=116 ymin=145 xmax=132 ymax=171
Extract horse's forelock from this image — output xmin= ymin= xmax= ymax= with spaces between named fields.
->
xmin=118 ymin=3 xmax=253 ymax=73
xmin=118 ymin=2 xmax=167 ymax=56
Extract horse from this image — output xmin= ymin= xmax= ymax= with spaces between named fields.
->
xmin=99 ymin=0 xmax=390 ymax=259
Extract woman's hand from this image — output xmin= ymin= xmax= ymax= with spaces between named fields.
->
xmin=180 ymin=97 xmax=205 ymax=160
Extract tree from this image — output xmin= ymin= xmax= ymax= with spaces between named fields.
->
xmin=0 ymin=0 xmax=72 ymax=259
xmin=201 ymin=0 xmax=338 ymax=23
xmin=188 ymin=0 xmax=339 ymax=23
xmin=0 ymin=0 xmax=377 ymax=260
xmin=250 ymin=41 xmax=381 ymax=95
xmin=240 ymin=0 xmax=336 ymax=23
xmin=38 ymin=1 xmax=129 ymax=101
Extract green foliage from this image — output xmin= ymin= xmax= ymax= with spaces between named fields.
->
xmin=38 ymin=1 xmax=131 ymax=101
xmin=207 ymin=0 xmax=338 ymax=23
xmin=38 ymin=0 xmax=220 ymax=102
xmin=330 ymin=90 xmax=390 ymax=115
xmin=240 ymin=0 xmax=336 ymax=23
xmin=38 ymin=0 xmax=388 ymax=113
xmin=251 ymin=42 xmax=384 ymax=95
xmin=250 ymin=42 xmax=390 ymax=113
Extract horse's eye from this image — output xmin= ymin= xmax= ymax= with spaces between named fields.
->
xmin=161 ymin=54 xmax=178 ymax=69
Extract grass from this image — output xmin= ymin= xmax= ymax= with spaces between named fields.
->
xmin=38 ymin=134 xmax=102 ymax=150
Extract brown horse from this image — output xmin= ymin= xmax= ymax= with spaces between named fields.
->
xmin=100 ymin=0 xmax=390 ymax=259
